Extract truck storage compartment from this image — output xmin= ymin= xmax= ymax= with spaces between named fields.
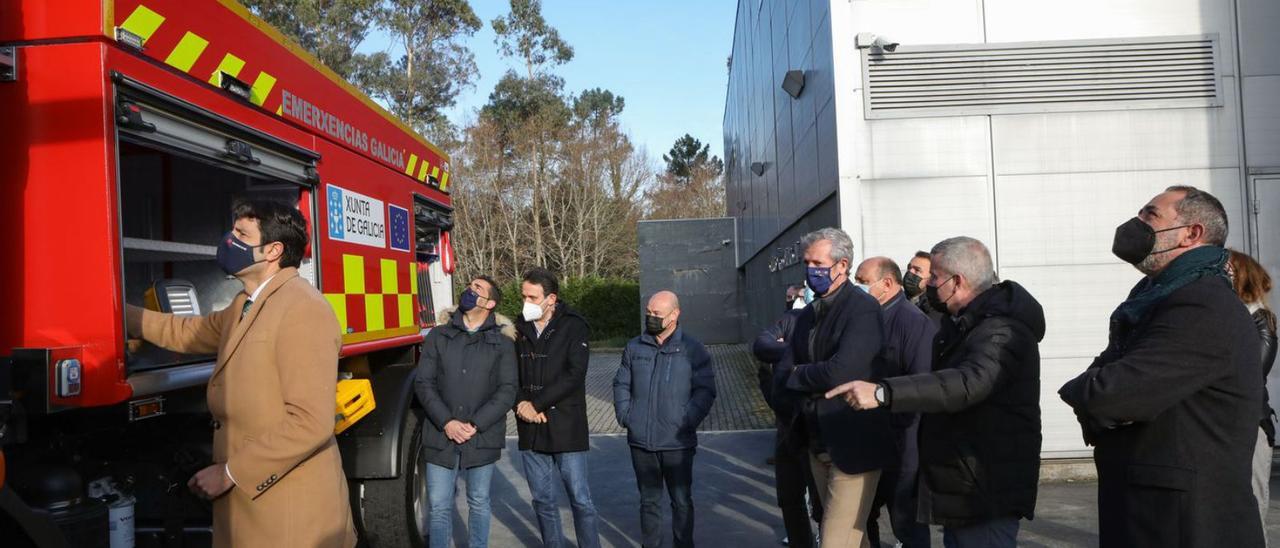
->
xmin=114 ymin=77 xmax=321 ymax=376
xmin=118 ymin=140 xmax=309 ymax=372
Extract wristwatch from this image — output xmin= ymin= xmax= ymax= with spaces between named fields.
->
xmin=874 ymin=384 xmax=889 ymax=406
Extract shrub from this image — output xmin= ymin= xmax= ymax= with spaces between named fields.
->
xmin=494 ymin=276 xmax=641 ymax=342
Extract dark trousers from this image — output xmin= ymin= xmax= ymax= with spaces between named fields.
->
xmin=775 ymin=445 xmax=823 ymax=548
xmin=942 ymin=518 xmax=1019 ymax=548
xmin=867 ymin=466 xmax=930 ymax=548
xmin=629 ymin=446 xmax=695 ymax=548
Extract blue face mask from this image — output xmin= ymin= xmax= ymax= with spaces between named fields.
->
xmin=216 ymin=232 xmax=264 ymax=276
xmin=458 ymin=288 xmax=479 ymax=312
xmin=853 ymin=282 xmax=871 ymax=294
xmin=807 ymin=266 xmax=840 ymax=296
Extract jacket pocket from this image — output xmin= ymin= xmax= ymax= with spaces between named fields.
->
xmin=473 ymin=426 xmax=505 ymax=450
xmin=926 ymin=442 xmax=985 ymax=496
xmin=421 ymin=425 xmax=450 ymax=450
xmin=1123 ymin=464 xmax=1192 ymax=544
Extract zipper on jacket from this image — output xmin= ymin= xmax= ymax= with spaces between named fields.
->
xmin=646 ymin=350 xmax=663 ymax=448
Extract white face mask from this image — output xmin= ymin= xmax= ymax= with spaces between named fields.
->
xmin=522 ymin=300 xmax=545 ymax=322
xmin=791 ymin=298 xmax=806 ymax=310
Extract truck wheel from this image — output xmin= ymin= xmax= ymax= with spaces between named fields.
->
xmin=353 ymin=407 xmax=428 ymax=548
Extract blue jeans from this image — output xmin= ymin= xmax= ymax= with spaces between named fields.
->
xmin=942 ymin=517 xmax=1020 ymax=548
xmin=426 ymin=456 xmax=495 ymax=548
xmin=520 ymin=450 xmax=602 ymax=548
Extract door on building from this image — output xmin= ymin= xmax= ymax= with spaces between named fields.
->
xmin=1253 ymin=175 xmax=1280 ymax=431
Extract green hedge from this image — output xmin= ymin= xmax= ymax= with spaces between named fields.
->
xmin=492 ymin=277 xmax=641 ymax=342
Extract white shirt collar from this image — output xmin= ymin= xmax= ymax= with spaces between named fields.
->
xmin=248 ymin=274 xmax=278 ymax=302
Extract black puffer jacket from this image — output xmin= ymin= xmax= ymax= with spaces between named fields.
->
xmin=515 ymin=302 xmax=592 ymax=453
xmin=883 ymin=281 xmax=1045 ymax=527
xmin=414 ymin=308 xmax=518 ymax=468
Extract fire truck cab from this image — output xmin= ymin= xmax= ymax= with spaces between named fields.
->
xmin=0 ymin=1 xmax=455 ymax=545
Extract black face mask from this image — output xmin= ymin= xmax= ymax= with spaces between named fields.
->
xmin=644 ymin=314 xmax=666 ymax=336
xmin=1111 ymin=217 xmax=1190 ymax=265
xmin=902 ymin=272 xmax=924 ymax=297
xmin=925 ymin=276 xmax=956 ymax=314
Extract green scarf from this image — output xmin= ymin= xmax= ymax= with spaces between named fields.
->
xmin=1111 ymin=245 xmax=1230 ymax=328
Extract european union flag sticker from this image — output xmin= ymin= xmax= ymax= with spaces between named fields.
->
xmin=327 ymin=186 xmax=345 ymax=240
xmin=389 ymin=204 xmax=410 ymax=252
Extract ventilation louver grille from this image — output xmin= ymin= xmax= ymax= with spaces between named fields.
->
xmin=164 ymin=286 xmax=200 ymax=316
xmin=862 ymin=35 xmax=1221 ymax=119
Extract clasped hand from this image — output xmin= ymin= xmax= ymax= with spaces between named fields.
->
xmin=516 ymin=401 xmax=548 ymax=424
xmin=444 ymin=420 xmax=477 ymax=444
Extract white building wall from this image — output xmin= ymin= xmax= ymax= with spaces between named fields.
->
xmin=827 ymin=0 xmax=1275 ymax=455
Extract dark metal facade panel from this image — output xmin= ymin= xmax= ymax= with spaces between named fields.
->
xmin=638 ymin=218 xmax=743 ymax=345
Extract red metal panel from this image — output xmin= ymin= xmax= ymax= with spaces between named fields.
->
xmin=110 ymin=0 xmax=454 ymax=193
xmin=1 ymin=1 xmax=456 ymax=409
xmin=0 ymin=0 xmax=109 ymax=43
xmin=0 ymin=41 xmax=130 ymax=407
xmin=339 ymin=334 xmax=423 ymax=359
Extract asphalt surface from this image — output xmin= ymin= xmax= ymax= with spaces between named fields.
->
xmin=467 ymin=429 xmax=1280 ymax=547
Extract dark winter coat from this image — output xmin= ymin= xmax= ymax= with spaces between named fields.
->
xmin=613 ymin=327 xmax=717 ymax=451
xmin=774 ymin=283 xmax=895 ymax=475
xmin=754 ymin=308 xmax=804 ymax=405
xmin=878 ymin=290 xmax=936 ymax=477
xmin=911 ymin=292 xmax=945 ymax=325
xmin=883 ymin=281 xmax=1044 ymax=528
xmin=514 ymin=302 xmax=592 ymax=453
xmin=1060 ymin=274 xmax=1264 ymax=548
xmin=414 ymin=308 xmax=518 ymax=469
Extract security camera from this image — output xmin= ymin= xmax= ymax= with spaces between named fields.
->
xmin=855 ymin=32 xmax=899 ymax=52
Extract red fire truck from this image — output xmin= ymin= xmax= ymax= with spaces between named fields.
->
xmin=0 ymin=0 xmax=457 ymax=545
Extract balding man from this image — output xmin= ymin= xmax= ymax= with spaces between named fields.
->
xmin=614 ymin=291 xmax=717 ymax=548
xmin=828 ymin=237 xmax=1044 ymax=547
xmin=853 ymin=257 xmax=934 ymax=548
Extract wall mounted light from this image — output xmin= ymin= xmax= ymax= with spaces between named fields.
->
xmin=855 ymin=32 xmax=900 ymax=52
xmin=781 ymin=70 xmax=805 ymax=98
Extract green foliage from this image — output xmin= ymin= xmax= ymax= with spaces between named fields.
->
xmin=572 ymin=88 xmax=625 ymax=132
xmin=646 ymin=134 xmax=726 ymax=220
xmin=239 ymin=0 xmax=379 ymax=78
xmin=491 ymin=0 xmax=574 ymax=76
xmin=354 ymin=0 xmax=482 ymax=135
xmin=480 ymin=72 xmax=569 ymax=141
xmin=662 ymin=134 xmax=724 ymax=180
xmin=242 ymin=0 xmax=482 ymax=137
xmin=491 ymin=277 xmax=640 ymax=341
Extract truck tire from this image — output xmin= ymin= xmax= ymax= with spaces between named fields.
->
xmin=352 ymin=407 xmax=428 ymax=548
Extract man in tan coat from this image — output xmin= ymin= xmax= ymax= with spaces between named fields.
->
xmin=127 ymin=200 xmax=356 ymax=547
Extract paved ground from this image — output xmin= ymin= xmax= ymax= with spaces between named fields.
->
xmin=462 ymin=345 xmax=1280 ymax=547
xmin=505 ymin=344 xmax=775 ymax=436
xmin=454 ymin=429 xmax=1280 ymax=548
